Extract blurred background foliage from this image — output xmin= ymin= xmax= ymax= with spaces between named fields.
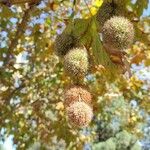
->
xmin=0 ymin=0 xmax=150 ymax=149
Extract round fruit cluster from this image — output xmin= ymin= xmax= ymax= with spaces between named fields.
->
xmin=96 ymin=0 xmax=134 ymax=55
xmin=54 ymin=33 xmax=93 ymax=127
xmin=54 ymin=0 xmax=134 ymax=128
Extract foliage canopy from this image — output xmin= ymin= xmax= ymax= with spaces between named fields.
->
xmin=0 ymin=0 xmax=150 ymax=149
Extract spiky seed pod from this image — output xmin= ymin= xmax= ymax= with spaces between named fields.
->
xmin=67 ymin=101 xmax=93 ymax=127
xmin=104 ymin=0 xmax=126 ymax=5
xmin=96 ymin=3 xmax=113 ymax=28
xmin=96 ymin=2 xmax=125 ymax=29
xmin=54 ymin=33 xmax=78 ymax=57
xmin=64 ymin=48 xmax=89 ymax=78
xmin=102 ymin=16 xmax=134 ymax=52
xmin=64 ymin=86 xmax=92 ymax=108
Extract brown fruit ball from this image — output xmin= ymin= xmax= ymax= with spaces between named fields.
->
xmin=54 ymin=33 xmax=78 ymax=57
xmin=64 ymin=86 xmax=92 ymax=108
xmin=67 ymin=101 xmax=93 ymax=127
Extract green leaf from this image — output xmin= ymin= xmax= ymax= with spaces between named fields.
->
xmin=134 ymin=0 xmax=149 ymax=16
xmin=45 ymin=18 xmax=52 ymax=26
xmin=91 ymin=17 xmax=117 ymax=70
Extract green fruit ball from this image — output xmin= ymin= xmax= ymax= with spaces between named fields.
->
xmin=54 ymin=33 xmax=78 ymax=57
xmin=64 ymin=48 xmax=89 ymax=78
xmin=96 ymin=2 xmax=125 ymax=29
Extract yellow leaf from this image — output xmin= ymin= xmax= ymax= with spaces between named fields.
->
xmin=95 ymin=0 xmax=103 ymax=7
xmin=90 ymin=0 xmax=103 ymax=15
xmin=131 ymin=116 xmax=137 ymax=122
xmin=56 ymin=102 xmax=64 ymax=110
xmin=19 ymin=121 xmax=24 ymax=128
xmin=129 ymin=76 xmax=143 ymax=90
xmin=131 ymin=52 xmax=146 ymax=64
xmin=79 ymin=134 xmax=86 ymax=142
xmin=145 ymin=58 xmax=150 ymax=66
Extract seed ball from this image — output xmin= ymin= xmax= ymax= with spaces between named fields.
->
xmin=54 ymin=33 xmax=78 ymax=57
xmin=96 ymin=2 xmax=125 ymax=29
xmin=64 ymin=48 xmax=89 ymax=78
xmin=104 ymin=0 xmax=126 ymax=5
xmin=64 ymin=86 xmax=92 ymax=108
xmin=102 ymin=16 xmax=134 ymax=51
xmin=67 ymin=101 xmax=93 ymax=127
xmin=96 ymin=3 xmax=113 ymax=28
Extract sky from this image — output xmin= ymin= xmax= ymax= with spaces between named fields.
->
xmin=143 ymin=0 xmax=150 ymax=16
xmin=0 ymin=136 xmax=16 ymax=150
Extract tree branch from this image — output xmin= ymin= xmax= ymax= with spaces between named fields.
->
xmin=0 ymin=0 xmax=40 ymax=6
xmin=3 ymin=1 xmax=40 ymax=67
xmin=10 ymin=0 xmax=40 ymax=4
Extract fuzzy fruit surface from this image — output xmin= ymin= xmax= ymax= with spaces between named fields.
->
xmin=104 ymin=0 xmax=126 ymax=5
xmin=96 ymin=2 xmax=125 ymax=29
xmin=64 ymin=48 xmax=89 ymax=78
xmin=67 ymin=101 xmax=93 ymax=127
xmin=54 ymin=33 xmax=78 ymax=57
xmin=102 ymin=16 xmax=134 ymax=52
xmin=64 ymin=86 xmax=92 ymax=108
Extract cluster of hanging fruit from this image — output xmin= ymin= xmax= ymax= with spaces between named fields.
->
xmin=54 ymin=32 xmax=93 ymax=127
xmin=96 ymin=0 xmax=134 ymax=72
xmin=54 ymin=0 xmax=134 ymax=127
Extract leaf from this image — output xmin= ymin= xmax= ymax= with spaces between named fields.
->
xmin=90 ymin=17 xmax=118 ymax=72
xmin=90 ymin=0 xmax=103 ymax=15
xmin=64 ymin=18 xmax=90 ymax=38
xmin=131 ymin=52 xmax=146 ymax=64
xmin=134 ymin=23 xmax=149 ymax=44
xmin=0 ymin=5 xmax=14 ymax=19
xmin=55 ymin=102 xmax=64 ymax=110
xmin=145 ymin=58 xmax=150 ymax=66
xmin=134 ymin=0 xmax=149 ymax=16
xmin=45 ymin=18 xmax=52 ymax=26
